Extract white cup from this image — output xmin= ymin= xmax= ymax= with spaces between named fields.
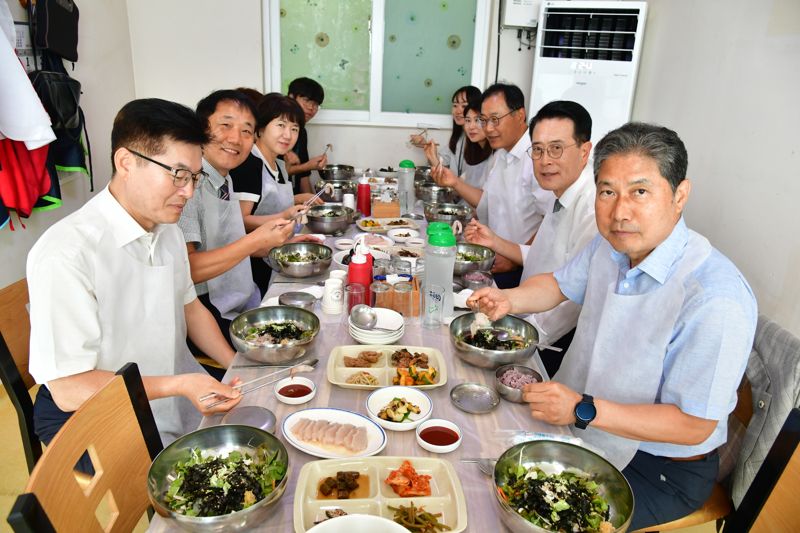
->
xmin=321 ymin=278 xmax=343 ymax=311
xmin=343 ymin=193 xmax=356 ymax=211
xmin=329 ymin=270 xmax=348 ymax=284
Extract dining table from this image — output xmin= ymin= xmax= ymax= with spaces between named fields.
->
xmin=148 ymin=213 xmax=573 ymax=532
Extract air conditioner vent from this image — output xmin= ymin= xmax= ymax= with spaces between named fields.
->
xmin=541 ymin=7 xmax=641 ymax=61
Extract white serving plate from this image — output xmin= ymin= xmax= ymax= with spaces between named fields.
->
xmin=349 ymin=330 xmax=404 ymax=346
xmin=355 ymin=218 xmax=419 ymax=233
xmin=353 ymin=233 xmax=394 ymax=247
xmin=386 ymin=228 xmax=420 ymax=243
xmin=282 ymin=408 xmax=387 ymax=459
xmin=293 ymin=456 xmax=468 ymax=533
xmin=326 ymin=345 xmax=448 ymax=390
xmin=307 ymin=514 xmax=408 ymax=532
xmin=366 ymin=386 xmax=432 ymax=431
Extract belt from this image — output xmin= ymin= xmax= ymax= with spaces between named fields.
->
xmin=666 ymin=450 xmax=717 ymax=462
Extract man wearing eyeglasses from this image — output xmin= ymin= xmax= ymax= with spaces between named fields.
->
xmin=431 ymin=83 xmax=551 ymax=288
xmin=178 ymin=90 xmax=297 ymax=357
xmin=27 ymin=99 xmax=244 ymax=462
xmin=464 ymin=101 xmax=598 ymax=376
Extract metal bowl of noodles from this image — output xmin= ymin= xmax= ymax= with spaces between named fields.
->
xmin=319 ymin=164 xmax=354 ymax=181
xmin=230 ymin=305 xmax=320 ymax=364
xmin=304 ymin=204 xmax=354 ymax=235
xmin=314 ymin=179 xmax=356 ymax=202
xmin=454 ymin=242 xmax=495 ymax=275
xmin=449 ymin=312 xmax=538 ymax=369
xmin=267 ymin=242 xmax=332 ymax=278
xmin=148 ymin=425 xmax=290 ymax=532
xmin=494 ymin=440 xmax=633 ymax=533
xmin=424 ymin=202 xmax=473 ymax=226
xmin=419 ymin=182 xmax=460 ymax=204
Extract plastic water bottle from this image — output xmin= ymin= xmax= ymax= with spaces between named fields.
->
xmin=423 ymin=229 xmax=456 ymax=319
xmin=397 ymin=160 xmax=416 ymax=215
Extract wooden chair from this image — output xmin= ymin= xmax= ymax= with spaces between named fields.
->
xmin=6 ymin=363 xmax=163 ymax=533
xmin=0 ymin=279 xmax=41 ymax=473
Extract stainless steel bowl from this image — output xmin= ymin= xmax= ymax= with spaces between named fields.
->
xmin=278 ymin=291 xmax=317 ymax=311
xmin=314 ymin=179 xmax=356 ymax=202
xmin=494 ymin=440 xmax=634 ymax=533
xmin=319 ymin=164 xmax=354 ymax=181
xmin=230 ymin=305 xmax=320 ymax=364
xmin=268 ymin=242 xmax=333 ymax=278
xmin=494 ymin=364 xmax=542 ymax=403
xmin=304 ymin=204 xmax=354 ymax=235
xmin=424 ymin=202 xmax=474 ymax=226
xmin=449 ymin=313 xmax=539 ymax=369
xmin=454 ymin=243 xmax=495 ymax=275
xmin=419 ymin=182 xmax=460 ymax=204
xmin=147 ymin=425 xmax=290 ymax=532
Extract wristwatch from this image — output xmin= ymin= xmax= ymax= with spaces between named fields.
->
xmin=574 ymin=394 xmax=596 ymax=430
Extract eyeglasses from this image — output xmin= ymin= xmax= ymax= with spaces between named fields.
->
xmin=127 ymin=148 xmax=207 ymax=188
xmin=527 ymin=142 xmax=578 ymax=160
xmin=477 ymin=108 xmax=519 ymax=129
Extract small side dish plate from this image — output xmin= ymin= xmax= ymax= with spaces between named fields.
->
xmin=326 ymin=345 xmax=448 ymax=390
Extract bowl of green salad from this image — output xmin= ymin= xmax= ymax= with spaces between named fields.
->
xmin=493 ymin=440 xmax=633 ymax=533
xmin=148 ymin=425 xmax=290 ymax=531
xmin=268 ymin=242 xmax=333 ymax=278
xmin=453 ymin=242 xmax=495 ymax=275
xmin=230 ymin=305 xmax=320 ymax=364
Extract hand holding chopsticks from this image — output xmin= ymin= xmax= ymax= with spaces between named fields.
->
xmin=200 ymin=358 xmax=319 ymax=408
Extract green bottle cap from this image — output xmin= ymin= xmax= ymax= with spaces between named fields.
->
xmin=426 ymin=222 xmax=450 ymax=235
xmin=398 ymin=160 xmax=416 ymax=169
xmin=428 ymin=230 xmax=456 ymax=247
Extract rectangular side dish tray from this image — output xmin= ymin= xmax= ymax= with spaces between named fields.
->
xmin=326 ymin=345 xmax=448 ymax=390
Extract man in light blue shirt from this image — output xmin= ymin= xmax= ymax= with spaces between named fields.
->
xmin=468 ymin=122 xmax=757 ymax=530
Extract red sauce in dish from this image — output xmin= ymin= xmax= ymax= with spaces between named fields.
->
xmin=419 ymin=426 xmax=460 ymax=446
xmin=279 ymin=384 xmax=312 ymax=398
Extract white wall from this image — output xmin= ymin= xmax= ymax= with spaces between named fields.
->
xmin=0 ymin=0 xmax=135 ymax=288
xmin=632 ymin=0 xmax=800 ymax=334
xmin=3 ymin=0 xmax=799 ymax=337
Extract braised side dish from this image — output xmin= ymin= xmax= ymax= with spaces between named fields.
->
xmin=164 ymin=446 xmax=286 ymax=517
xmin=391 ymin=349 xmax=429 ymax=368
xmin=387 ymin=219 xmax=407 ymax=226
xmin=243 ymin=321 xmax=311 ymax=345
xmin=318 ymin=471 xmax=362 ymax=499
xmin=500 ymin=466 xmax=613 ymax=533
xmin=378 ymin=398 xmax=421 ymax=423
xmin=344 ymin=351 xmax=381 ymax=367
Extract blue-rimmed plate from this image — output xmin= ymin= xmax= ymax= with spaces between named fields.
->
xmin=282 ymin=407 xmax=387 ymax=459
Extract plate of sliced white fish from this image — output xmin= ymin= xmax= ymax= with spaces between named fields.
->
xmin=282 ymin=407 xmax=388 ymax=459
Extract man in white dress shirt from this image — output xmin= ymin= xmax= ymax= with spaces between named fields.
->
xmin=465 ymin=101 xmax=598 ymax=375
xmin=28 ymin=99 xmax=243 ymax=465
xmin=432 ymin=83 xmax=551 ymax=288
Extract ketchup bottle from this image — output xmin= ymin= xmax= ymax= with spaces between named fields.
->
xmin=356 ymin=181 xmax=371 ymax=216
xmin=348 ymin=247 xmax=373 ymax=307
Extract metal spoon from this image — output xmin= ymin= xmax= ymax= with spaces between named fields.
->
xmin=349 ymin=304 xmax=401 ymax=333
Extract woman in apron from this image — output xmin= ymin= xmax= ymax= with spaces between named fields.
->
xmin=231 ymin=94 xmax=320 ymax=295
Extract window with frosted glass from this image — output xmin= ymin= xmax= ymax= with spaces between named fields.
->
xmin=381 ymin=0 xmax=477 ymax=114
xmin=279 ymin=0 xmax=372 ymax=111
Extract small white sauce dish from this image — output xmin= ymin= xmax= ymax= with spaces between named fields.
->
xmin=273 ymin=376 xmax=316 ymax=405
xmin=405 ymin=237 xmax=426 ymax=248
xmin=415 ymin=418 xmax=462 ymax=453
xmin=387 ymin=228 xmax=420 ymax=243
xmin=366 ymin=385 xmax=432 ymax=432
xmin=334 ymin=238 xmax=355 ymax=251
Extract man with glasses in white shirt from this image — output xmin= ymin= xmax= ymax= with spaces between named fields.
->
xmin=28 ymin=99 xmax=244 ymax=466
xmin=465 ymin=101 xmax=598 ymax=375
xmin=431 ymin=83 xmax=551 ymax=288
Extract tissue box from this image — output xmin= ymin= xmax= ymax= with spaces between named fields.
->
xmin=371 ymin=198 xmax=400 ymax=218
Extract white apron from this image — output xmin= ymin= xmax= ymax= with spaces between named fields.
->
xmin=557 ymin=231 xmax=712 ymax=469
xmin=205 ymin=181 xmax=261 ymax=320
xmin=256 ymin=159 xmax=294 ymax=216
xmin=94 ymin=230 xmax=203 ymax=444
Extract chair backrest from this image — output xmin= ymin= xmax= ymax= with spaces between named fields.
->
xmin=6 ymin=363 xmax=163 ymax=533
xmin=730 ymin=314 xmax=800 ymax=506
xmin=726 ymin=407 xmax=800 ymax=532
xmin=0 ymin=279 xmax=40 ymax=472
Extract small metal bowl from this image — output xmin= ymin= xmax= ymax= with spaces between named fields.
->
xmin=449 ymin=313 xmax=539 ymax=369
xmin=419 ymin=182 xmax=459 ymax=204
xmin=424 ymin=202 xmax=474 ymax=226
xmin=230 ymin=305 xmax=320 ymax=364
xmin=319 ymin=164 xmax=354 ymax=181
xmin=462 ymin=270 xmax=493 ymax=290
xmin=304 ymin=204 xmax=354 ymax=235
xmin=278 ymin=291 xmax=317 ymax=311
xmin=494 ymin=440 xmax=634 ymax=533
xmin=147 ymin=425 xmax=289 ymax=531
xmin=494 ymin=364 xmax=543 ymax=403
xmin=268 ymin=242 xmax=333 ymax=278
xmin=454 ymin=243 xmax=495 ymax=275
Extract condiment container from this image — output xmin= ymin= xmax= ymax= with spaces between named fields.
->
xmin=416 ymin=418 xmax=462 ymax=453
xmin=274 ymin=376 xmax=316 ymax=405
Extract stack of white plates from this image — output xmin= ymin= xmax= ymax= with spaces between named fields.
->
xmin=348 ymin=307 xmax=405 ymax=344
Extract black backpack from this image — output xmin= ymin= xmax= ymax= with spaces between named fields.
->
xmin=30 ymin=0 xmax=80 ymax=62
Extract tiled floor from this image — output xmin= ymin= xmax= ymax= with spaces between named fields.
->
xmin=0 ymin=389 xmax=717 ymax=533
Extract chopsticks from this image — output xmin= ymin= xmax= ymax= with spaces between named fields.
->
xmin=322 ymin=143 xmax=332 ymax=157
xmin=201 ymin=358 xmax=318 ymax=408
